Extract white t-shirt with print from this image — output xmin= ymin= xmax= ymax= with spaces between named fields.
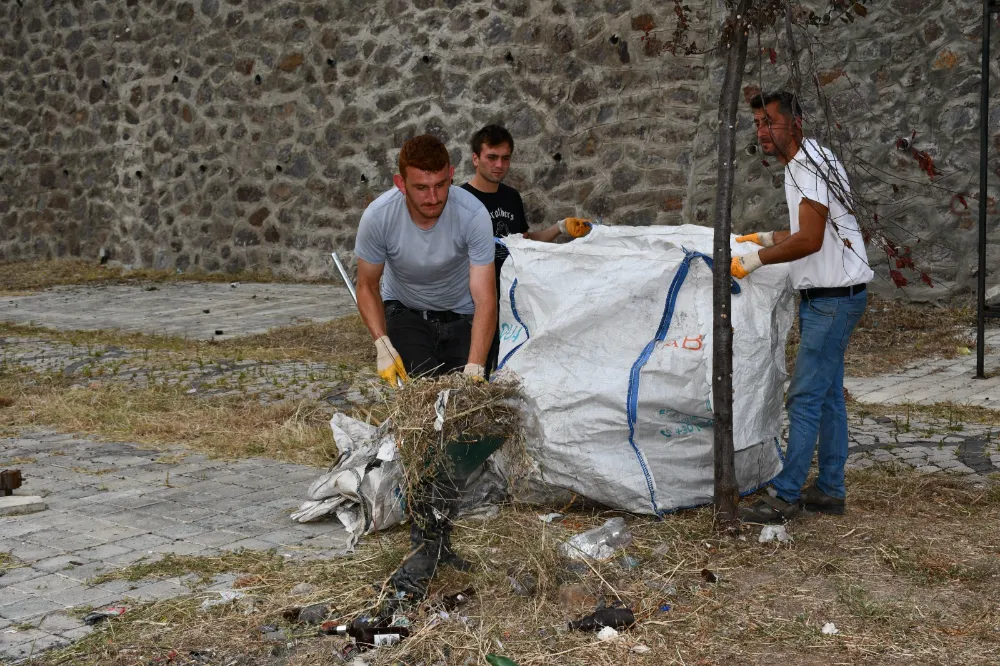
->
xmin=784 ymin=138 xmax=874 ymax=290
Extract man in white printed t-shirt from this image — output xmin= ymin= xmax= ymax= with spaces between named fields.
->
xmin=731 ymin=90 xmax=875 ymax=524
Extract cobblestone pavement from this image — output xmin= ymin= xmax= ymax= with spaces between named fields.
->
xmin=0 ymin=282 xmax=356 ymax=341
xmin=844 ymin=327 xmax=1000 ymax=407
xmin=0 ymin=431 xmax=351 ymax=661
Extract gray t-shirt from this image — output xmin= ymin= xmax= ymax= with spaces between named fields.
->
xmin=354 ymin=186 xmax=495 ymax=315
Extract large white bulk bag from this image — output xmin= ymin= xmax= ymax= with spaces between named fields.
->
xmin=496 ymin=224 xmax=794 ymax=515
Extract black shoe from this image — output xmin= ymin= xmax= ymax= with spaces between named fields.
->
xmin=801 ymin=485 xmax=846 ymax=515
xmin=738 ymin=489 xmax=800 ymax=524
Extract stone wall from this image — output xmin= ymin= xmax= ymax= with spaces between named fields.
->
xmin=0 ymin=0 xmax=997 ymax=300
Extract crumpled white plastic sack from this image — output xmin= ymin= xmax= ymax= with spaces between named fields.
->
xmin=290 ymin=414 xmax=407 ymax=550
xmin=496 ymin=224 xmax=793 ymax=515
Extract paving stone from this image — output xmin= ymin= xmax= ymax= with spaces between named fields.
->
xmin=7 ymin=543 xmax=63 ymax=563
xmin=11 ymin=573 xmax=86 ymax=596
xmin=60 ymin=625 xmax=95 ymax=641
xmin=108 ymin=533 xmax=174 ymax=552
xmin=1 ymin=631 xmax=70 ymax=658
xmin=125 ymin=578 xmax=191 ymax=602
xmin=37 ymin=612 xmax=85 ymax=634
xmin=0 ymin=596 xmax=66 ymax=621
xmin=0 ymin=566 xmax=46 ymax=587
xmin=31 ymin=554 xmax=93 ymax=573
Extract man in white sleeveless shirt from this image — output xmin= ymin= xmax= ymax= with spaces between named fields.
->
xmin=732 ymin=91 xmax=874 ymax=523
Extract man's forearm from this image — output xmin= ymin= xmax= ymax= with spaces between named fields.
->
xmin=524 ymin=225 xmax=561 ymax=243
xmin=760 ymin=232 xmax=821 ymax=265
xmin=467 ymin=298 xmax=497 ymax=366
xmin=356 ymin=282 xmax=387 ymax=340
xmin=772 ymin=230 xmax=791 ymax=245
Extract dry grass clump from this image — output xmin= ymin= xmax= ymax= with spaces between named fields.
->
xmin=786 ymin=295 xmax=976 ymax=377
xmin=0 ymin=314 xmax=373 ymax=366
xmin=0 ymin=373 xmax=338 ymax=466
xmin=32 ymin=466 xmax=1000 ymax=666
xmin=384 ymin=374 xmax=526 ymax=504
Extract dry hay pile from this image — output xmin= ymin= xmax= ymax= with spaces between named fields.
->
xmin=383 ymin=374 xmax=526 ymax=508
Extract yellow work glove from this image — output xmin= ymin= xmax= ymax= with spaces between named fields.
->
xmin=375 ymin=335 xmax=408 ymax=385
xmin=463 ymin=363 xmax=486 ymax=382
xmin=731 ymin=252 xmax=763 ymax=279
xmin=558 ymin=217 xmax=592 ymax=239
xmin=735 ymin=231 xmax=775 ymax=247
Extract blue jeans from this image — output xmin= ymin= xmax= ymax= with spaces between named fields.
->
xmin=772 ymin=291 xmax=867 ymax=502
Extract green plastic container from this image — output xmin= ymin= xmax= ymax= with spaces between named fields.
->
xmin=444 ymin=435 xmax=505 ymax=479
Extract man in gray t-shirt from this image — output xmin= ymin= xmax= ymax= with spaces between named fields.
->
xmin=353 ymin=135 xmax=497 ymax=603
xmin=354 ymin=134 xmax=496 ymax=383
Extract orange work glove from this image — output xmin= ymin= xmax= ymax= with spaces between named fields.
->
xmin=735 ymin=231 xmax=775 ymax=247
xmin=558 ymin=217 xmax=592 ymax=238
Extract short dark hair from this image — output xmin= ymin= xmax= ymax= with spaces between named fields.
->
xmin=470 ymin=125 xmax=514 ymax=156
xmin=749 ymin=90 xmax=803 ymax=120
xmin=398 ymin=134 xmax=450 ymax=176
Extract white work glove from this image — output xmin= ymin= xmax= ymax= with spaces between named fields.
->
xmin=463 ymin=363 xmax=485 ymax=381
xmin=375 ymin=336 xmax=408 ymax=385
xmin=731 ymin=251 xmax=763 ymax=279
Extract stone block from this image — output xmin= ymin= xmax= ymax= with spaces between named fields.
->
xmin=0 ymin=496 xmax=47 ymax=517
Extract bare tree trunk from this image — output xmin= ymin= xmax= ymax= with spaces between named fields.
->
xmin=712 ymin=1 xmax=753 ymax=535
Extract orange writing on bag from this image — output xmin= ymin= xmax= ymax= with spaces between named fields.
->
xmin=663 ymin=334 xmax=704 ymax=351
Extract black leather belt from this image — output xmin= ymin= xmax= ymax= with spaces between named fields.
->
xmin=800 ymin=283 xmax=867 ymax=300
xmin=385 ymin=300 xmax=466 ymax=323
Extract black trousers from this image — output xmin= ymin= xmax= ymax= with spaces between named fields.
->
xmin=385 ymin=301 xmax=473 ymax=378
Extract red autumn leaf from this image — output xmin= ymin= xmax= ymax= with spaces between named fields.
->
xmin=895 ymin=138 xmax=907 ymax=150
xmin=768 ymin=48 xmax=777 ymax=64
xmin=895 ymin=259 xmax=905 ymax=269
xmin=957 ymin=195 xmax=968 ymax=208
xmin=885 ymin=244 xmax=897 ymax=258
xmin=920 ymin=272 xmax=934 ymax=287
xmin=889 ymin=270 xmax=908 ymax=288
xmin=761 ymin=159 xmax=770 ymax=167
xmin=915 ymin=150 xmax=937 ymax=179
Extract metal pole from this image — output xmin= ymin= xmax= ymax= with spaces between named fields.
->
xmin=977 ymin=0 xmax=991 ymax=379
xmin=331 ymin=252 xmax=358 ymax=305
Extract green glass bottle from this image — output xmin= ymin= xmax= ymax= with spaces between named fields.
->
xmin=485 ymin=655 xmax=519 ymax=666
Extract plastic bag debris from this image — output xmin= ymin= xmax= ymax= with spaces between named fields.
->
xmin=596 ymin=626 xmax=619 ymax=641
xmin=538 ymin=512 xmax=563 ymax=523
xmin=632 ymin=644 xmax=651 ymax=654
xmin=822 ymin=622 xmax=839 ymax=635
xmin=82 ymin=606 xmax=127 ymax=625
xmin=559 ymin=517 xmax=632 ymax=561
xmin=700 ymin=568 xmax=719 ymax=584
xmin=758 ymin=525 xmax=793 ymax=543
xmin=568 ymin=606 xmax=636 ymax=632
xmin=200 ymin=590 xmax=246 ymax=610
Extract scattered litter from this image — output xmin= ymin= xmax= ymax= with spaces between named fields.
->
xmin=297 ymin=603 xmax=329 ymax=625
xmin=214 ymin=330 xmax=224 ymax=336
xmin=618 ymin=555 xmax=641 ymax=570
xmin=759 ymin=525 xmax=793 ymax=544
xmin=442 ymin=586 xmax=475 ymax=610
xmin=485 ymin=655 xmax=519 ymax=666
xmin=632 ymin=644 xmax=651 ymax=654
xmin=559 ymin=517 xmax=633 ymax=561
xmin=538 ymin=512 xmax=563 ymax=523
xmin=652 ymin=543 xmax=670 ymax=557
xmin=701 ymin=568 xmax=719 ymax=584
xmin=144 ymin=286 xmax=158 ymax=291
xmin=568 ymin=606 xmax=636 ymax=632
xmin=200 ymin=590 xmax=246 ymax=610
xmin=659 ymin=604 xmax=671 ymax=612
xmin=68 ymin=560 xmax=84 ymax=566
xmin=596 ymin=626 xmax=619 ymax=641
xmin=230 ymin=282 xmax=239 ymax=288
xmin=186 ymin=388 xmax=197 ymax=394
xmin=82 ymin=607 xmax=126 ymax=625
xmin=259 ymin=625 xmax=278 ymax=633
xmin=262 ymin=630 xmax=286 ymax=643
xmin=291 ymin=582 xmax=316 ymax=596
xmin=203 ymin=309 xmax=210 ymax=314
xmin=822 ymin=622 xmax=840 ymax=635
xmin=507 ymin=571 xmax=538 ymax=596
